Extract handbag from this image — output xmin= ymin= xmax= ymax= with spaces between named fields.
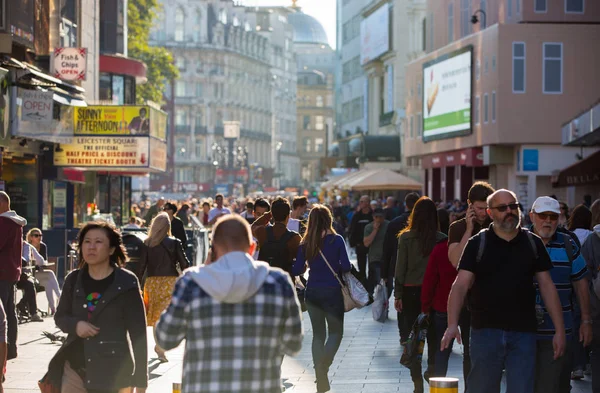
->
xmin=319 ymin=250 xmax=369 ymax=312
xmin=160 ymin=242 xmax=183 ymax=275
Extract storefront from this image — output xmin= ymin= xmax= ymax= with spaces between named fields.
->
xmin=421 ymin=147 xmax=487 ymax=202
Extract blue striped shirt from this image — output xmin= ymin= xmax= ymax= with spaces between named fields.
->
xmin=535 ymin=231 xmax=588 ymax=340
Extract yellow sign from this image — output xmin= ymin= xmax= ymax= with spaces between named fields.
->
xmin=74 ymin=106 xmax=152 ymax=135
xmin=53 ymin=137 xmax=150 ymax=167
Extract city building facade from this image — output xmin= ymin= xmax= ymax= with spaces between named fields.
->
xmin=288 ymin=8 xmax=336 ymax=186
xmin=150 ymin=0 xmax=287 ymax=194
xmin=404 ymin=0 xmax=600 ymax=207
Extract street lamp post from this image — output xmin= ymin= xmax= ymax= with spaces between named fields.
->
xmin=471 ymin=9 xmax=487 ymax=29
xmin=276 ymin=141 xmax=283 ymax=189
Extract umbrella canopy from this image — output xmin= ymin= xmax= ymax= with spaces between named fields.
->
xmin=351 ymin=168 xmax=422 ymax=191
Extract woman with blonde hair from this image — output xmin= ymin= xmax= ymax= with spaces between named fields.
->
xmin=26 ymin=228 xmax=61 ymax=314
xmin=293 ymin=205 xmax=351 ymax=393
xmin=138 ymin=212 xmax=189 ymax=362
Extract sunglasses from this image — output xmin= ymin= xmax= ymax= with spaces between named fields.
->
xmin=536 ymin=212 xmax=559 ymax=221
xmin=31 ymin=233 xmax=42 ymax=238
xmin=489 ymin=203 xmax=522 ymax=213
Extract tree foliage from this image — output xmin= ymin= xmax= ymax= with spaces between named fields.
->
xmin=128 ymin=0 xmax=178 ymax=105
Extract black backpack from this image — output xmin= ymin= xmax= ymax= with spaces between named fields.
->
xmin=258 ymin=225 xmax=296 ymax=273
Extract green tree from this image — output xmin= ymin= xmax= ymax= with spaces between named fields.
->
xmin=128 ymin=0 xmax=178 ymax=105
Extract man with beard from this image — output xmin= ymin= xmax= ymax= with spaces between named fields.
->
xmin=441 ymin=189 xmax=565 ymax=393
xmin=529 ymin=196 xmax=592 ymax=393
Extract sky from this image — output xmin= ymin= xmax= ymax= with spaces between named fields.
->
xmin=241 ymin=0 xmax=337 ymax=49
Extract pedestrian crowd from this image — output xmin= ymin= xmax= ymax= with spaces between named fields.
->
xmin=0 ymin=184 xmax=598 ymax=393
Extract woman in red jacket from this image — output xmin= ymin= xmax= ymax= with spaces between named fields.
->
xmin=421 ymin=240 xmax=468 ymax=384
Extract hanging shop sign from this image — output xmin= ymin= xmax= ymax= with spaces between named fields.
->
xmin=53 ymin=136 xmax=168 ymax=173
xmin=51 ymin=47 xmax=88 ymax=81
xmin=20 ymin=90 xmax=54 ymax=122
xmin=73 ymin=105 xmax=167 ymax=139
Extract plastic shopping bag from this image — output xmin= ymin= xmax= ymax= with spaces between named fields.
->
xmin=400 ymin=313 xmax=429 ymax=368
xmin=371 ymin=279 xmax=388 ymax=322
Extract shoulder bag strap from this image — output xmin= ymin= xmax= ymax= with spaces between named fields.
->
xmin=318 ymin=249 xmax=345 ymax=288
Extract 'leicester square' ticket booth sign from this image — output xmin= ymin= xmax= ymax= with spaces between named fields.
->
xmin=53 ymin=136 xmax=167 ymax=172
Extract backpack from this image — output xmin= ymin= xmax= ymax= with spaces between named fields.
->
xmin=258 ymin=225 xmax=296 ymax=273
xmin=475 ymin=228 xmax=574 ymax=264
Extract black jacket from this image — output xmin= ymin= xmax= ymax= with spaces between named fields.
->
xmin=381 ymin=209 xmax=411 ymax=279
xmin=349 ymin=209 xmax=373 ymax=248
xmin=45 ymin=266 xmax=148 ymax=390
xmin=138 ymin=236 xmax=190 ymax=282
xmin=171 ymin=216 xmax=188 ymax=249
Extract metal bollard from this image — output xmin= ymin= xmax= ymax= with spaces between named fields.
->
xmin=173 ymin=382 xmax=181 ymax=393
xmin=430 ymin=377 xmax=459 ymax=393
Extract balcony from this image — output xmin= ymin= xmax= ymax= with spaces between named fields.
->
xmin=175 ymin=125 xmax=191 ymax=134
xmin=562 ymin=101 xmax=600 ymax=146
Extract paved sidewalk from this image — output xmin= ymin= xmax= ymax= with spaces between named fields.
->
xmin=5 ymin=292 xmax=593 ymax=392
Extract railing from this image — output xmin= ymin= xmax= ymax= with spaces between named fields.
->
xmin=562 ymin=101 xmax=600 ymax=145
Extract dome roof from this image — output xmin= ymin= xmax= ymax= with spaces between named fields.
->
xmin=287 ymin=11 xmax=329 ymax=46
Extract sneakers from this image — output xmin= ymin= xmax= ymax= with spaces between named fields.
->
xmin=571 ymin=369 xmax=584 ymax=380
xmin=30 ymin=314 xmax=43 ymax=322
xmin=584 ymin=364 xmax=592 ymax=376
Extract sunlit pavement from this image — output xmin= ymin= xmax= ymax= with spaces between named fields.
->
xmin=5 ymin=283 xmax=593 ymax=392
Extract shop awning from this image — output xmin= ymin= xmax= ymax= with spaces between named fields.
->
xmin=321 ymin=168 xmax=422 ymax=191
xmin=1 ymin=55 xmax=87 ymax=106
xmin=351 ymin=169 xmax=422 ymax=191
xmin=552 ymin=150 xmax=600 ymax=187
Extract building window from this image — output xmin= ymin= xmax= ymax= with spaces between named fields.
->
xmin=476 ymin=59 xmax=480 ymax=81
xmin=429 ymin=12 xmax=434 ymax=51
xmin=410 ymin=116 xmax=414 ymax=138
xmin=517 ymin=0 xmax=521 ymax=14
xmin=483 ymin=93 xmax=489 ymax=124
xmin=303 ymin=137 xmax=311 ymax=152
xmin=492 ymin=91 xmax=496 ymax=122
xmin=303 ymin=115 xmax=310 ymax=130
xmin=461 ymin=0 xmax=470 ymax=37
xmin=195 ymin=111 xmax=203 ymax=127
xmin=535 ymin=0 xmax=547 ymax=12
xmin=481 ymin=0 xmax=487 ymax=21
xmin=176 ymin=109 xmax=187 ymax=125
xmin=565 ymin=0 xmax=584 ymax=13
xmin=176 ymin=138 xmax=187 ymax=158
xmin=175 ymin=81 xmax=186 ymax=97
xmin=195 ymin=139 xmax=203 ymax=159
xmin=512 ymin=42 xmax=526 ymax=93
xmin=315 ymin=116 xmax=324 ymax=130
xmin=475 ymin=95 xmax=480 ymax=125
xmin=193 ymin=9 xmax=202 ymax=42
xmin=484 ymin=57 xmax=489 ymax=74
xmin=448 ymin=2 xmax=454 ymax=43
xmin=492 ymin=55 xmax=496 ymax=71
xmin=417 ymin=82 xmax=422 ymax=98
xmin=196 ymin=82 xmax=203 ymax=97
xmin=507 ymin=0 xmax=512 ymax=19
xmin=315 ymin=138 xmax=324 ymax=153
xmin=175 ymin=56 xmax=186 ymax=71
xmin=316 ymin=96 xmax=323 ymax=107
xmin=175 ymin=8 xmax=185 ymax=41
xmin=543 ymin=43 xmax=563 ymax=94
xmin=417 ymin=113 xmax=422 ymax=136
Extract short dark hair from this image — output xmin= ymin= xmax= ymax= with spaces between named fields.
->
xmin=254 ymin=198 xmax=270 ymax=211
xmin=292 ymin=196 xmax=308 ymax=210
xmin=164 ymin=202 xmax=178 ymax=214
xmin=468 ymin=181 xmax=495 ymax=203
xmin=404 ymin=192 xmax=420 ymax=210
xmin=180 ymin=203 xmax=189 ymax=211
xmin=202 ymin=201 xmax=210 ymax=207
xmin=215 ymin=194 xmax=224 ymax=201
xmin=246 ymin=201 xmax=254 ymax=209
xmin=77 ymin=221 xmax=128 ymax=268
xmin=271 ymin=197 xmax=291 ymax=222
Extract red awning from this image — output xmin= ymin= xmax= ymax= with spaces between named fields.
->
xmin=552 ymin=150 xmax=600 ymax=187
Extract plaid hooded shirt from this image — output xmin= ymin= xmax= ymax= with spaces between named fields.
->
xmin=155 ymin=252 xmax=303 ymax=393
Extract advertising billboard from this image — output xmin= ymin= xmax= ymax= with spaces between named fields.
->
xmin=360 ymin=3 xmax=389 ymax=65
xmin=422 ymin=46 xmax=472 ymax=142
xmin=74 ymin=106 xmax=151 ymax=135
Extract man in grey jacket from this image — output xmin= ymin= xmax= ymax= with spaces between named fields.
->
xmin=582 ymin=222 xmax=600 ymax=393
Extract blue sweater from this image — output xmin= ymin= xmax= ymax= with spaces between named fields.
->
xmin=293 ymin=234 xmax=352 ymax=288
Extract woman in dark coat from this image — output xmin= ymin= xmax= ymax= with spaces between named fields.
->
xmin=40 ymin=221 xmax=148 ymax=393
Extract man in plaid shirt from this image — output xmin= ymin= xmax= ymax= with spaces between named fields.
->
xmin=155 ymin=215 xmax=303 ymax=393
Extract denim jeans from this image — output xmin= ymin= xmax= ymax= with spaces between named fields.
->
xmin=0 ymin=280 xmax=17 ymax=359
xmin=571 ymin=299 xmax=588 ymax=371
xmin=305 ymin=286 xmax=345 ymax=371
xmin=468 ymin=328 xmax=536 ymax=393
xmin=432 ymin=310 xmax=471 ymax=391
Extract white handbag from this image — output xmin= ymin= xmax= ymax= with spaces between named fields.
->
xmin=319 ymin=250 xmax=369 ymax=312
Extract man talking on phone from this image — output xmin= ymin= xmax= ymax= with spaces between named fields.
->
xmin=445 ymin=181 xmax=495 ymax=391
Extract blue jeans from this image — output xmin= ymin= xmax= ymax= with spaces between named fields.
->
xmin=305 ymin=286 xmax=345 ymax=370
xmin=468 ymin=328 xmax=536 ymax=393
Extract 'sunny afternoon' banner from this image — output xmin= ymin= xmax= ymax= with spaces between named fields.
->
xmin=74 ymin=106 xmax=151 ymax=135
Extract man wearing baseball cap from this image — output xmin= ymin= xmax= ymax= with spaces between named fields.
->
xmin=529 ymin=196 xmax=592 ymax=393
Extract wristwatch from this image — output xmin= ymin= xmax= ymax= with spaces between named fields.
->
xmin=582 ymin=320 xmax=593 ymax=325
